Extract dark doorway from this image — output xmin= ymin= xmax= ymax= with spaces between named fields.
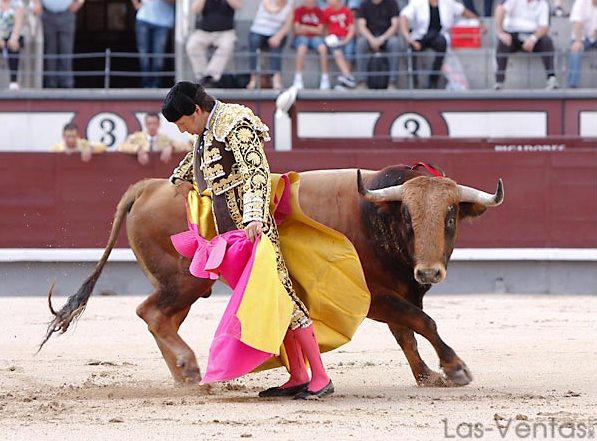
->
xmin=73 ymin=0 xmax=174 ymax=88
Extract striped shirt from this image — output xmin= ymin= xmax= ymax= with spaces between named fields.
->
xmin=250 ymin=0 xmax=293 ymax=36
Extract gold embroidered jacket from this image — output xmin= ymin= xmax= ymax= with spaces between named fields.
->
xmin=170 ymin=101 xmax=272 ymax=228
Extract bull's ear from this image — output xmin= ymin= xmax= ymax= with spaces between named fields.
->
xmin=459 ymin=202 xmax=487 ymax=219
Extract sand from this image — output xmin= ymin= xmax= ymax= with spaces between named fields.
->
xmin=0 ymin=293 xmax=595 ymax=441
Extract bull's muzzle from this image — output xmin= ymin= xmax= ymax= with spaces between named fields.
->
xmin=414 ymin=265 xmax=446 ymax=284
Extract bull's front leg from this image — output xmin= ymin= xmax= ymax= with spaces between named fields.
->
xmin=369 ymin=294 xmax=473 ymax=387
xmin=387 ymin=324 xmax=447 ymax=387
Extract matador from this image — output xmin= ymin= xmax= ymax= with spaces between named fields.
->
xmin=161 ymin=81 xmax=334 ymax=399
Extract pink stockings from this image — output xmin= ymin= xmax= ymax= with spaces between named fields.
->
xmin=282 ymin=324 xmax=330 ymax=393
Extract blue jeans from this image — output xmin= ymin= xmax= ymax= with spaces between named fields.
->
xmin=567 ymin=39 xmax=597 ymax=88
xmin=248 ymin=32 xmax=287 ymax=74
xmin=292 ymin=35 xmax=325 ymax=50
xmin=136 ymin=19 xmax=171 ymax=88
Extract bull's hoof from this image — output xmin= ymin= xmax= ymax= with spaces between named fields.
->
xmin=416 ymin=370 xmax=448 ymax=387
xmin=441 ymin=361 xmax=473 ymax=387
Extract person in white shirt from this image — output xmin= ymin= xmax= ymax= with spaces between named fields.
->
xmin=400 ymin=0 xmax=479 ymax=88
xmin=567 ymin=0 xmax=597 ymax=87
xmin=494 ymin=0 xmax=558 ymax=90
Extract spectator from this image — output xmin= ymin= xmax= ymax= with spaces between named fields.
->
xmin=463 ymin=0 xmax=493 ymax=17
xmin=118 ymin=112 xmax=183 ymax=165
xmin=50 ymin=122 xmax=106 ymax=162
xmin=323 ymin=0 xmax=357 ymax=89
xmin=401 ymin=0 xmax=479 ymax=89
xmin=185 ymin=0 xmax=242 ymax=87
xmin=292 ymin=0 xmax=330 ymax=89
xmin=0 ymin=0 xmax=25 ymax=90
xmin=131 ymin=0 xmax=175 ymax=88
xmin=355 ymin=0 xmax=403 ymax=89
xmin=567 ymin=0 xmax=597 ymax=88
xmin=247 ymin=0 xmax=294 ymax=90
xmin=494 ymin=0 xmax=558 ymax=90
xmin=31 ymin=0 xmax=84 ymax=88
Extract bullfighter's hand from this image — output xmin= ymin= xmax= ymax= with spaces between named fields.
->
xmin=244 ymin=221 xmax=263 ymax=242
xmin=171 ymin=178 xmax=193 ymax=196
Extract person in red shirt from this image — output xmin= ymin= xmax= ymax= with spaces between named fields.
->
xmin=292 ymin=0 xmax=330 ymax=89
xmin=323 ymin=0 xmax=357 ymax=88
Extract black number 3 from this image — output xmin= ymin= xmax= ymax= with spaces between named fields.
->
xmin=99 ymin=118 xmax=116 ymax=147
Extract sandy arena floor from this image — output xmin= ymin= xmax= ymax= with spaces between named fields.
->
xmin=0 ymin=293 xmax=595 ymax=441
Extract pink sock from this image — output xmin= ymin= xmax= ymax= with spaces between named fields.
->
xmin=280 ymin=329 xmax=310 ymax=388
xmin=293 ymin=324 xmax=330 ymax=392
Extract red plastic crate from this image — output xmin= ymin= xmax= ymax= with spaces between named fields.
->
xmin=451 ymin=26 xmax=481 ymax=48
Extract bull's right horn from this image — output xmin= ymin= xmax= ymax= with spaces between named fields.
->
xmin=357 ymin=169 xmax=404 ymax=202
xmin=458 ymin=179 xmax=504 ymax=207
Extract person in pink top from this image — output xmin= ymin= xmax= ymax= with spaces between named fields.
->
xmin=292 ymin=0 xmax=330 ymax=89
xmin=323 ymin=0 xmax=356 ymax=89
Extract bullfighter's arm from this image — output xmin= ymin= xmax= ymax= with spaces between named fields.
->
xmin=227 ymin=121 xmax=271 ymax=225
xmin=169 ymin=150 xmax=194 ymax=184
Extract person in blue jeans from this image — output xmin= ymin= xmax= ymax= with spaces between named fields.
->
xmin=566 ymin=0 xmax=597 ymax=88
xmin=131 ymin=0 xmax=175 ymax=88
xmin=247 ymin=0 xmax=293 ymax=89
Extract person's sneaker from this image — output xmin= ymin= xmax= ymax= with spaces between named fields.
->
xmin=493 ymin=82 xmax=504 ymax=91
xmin=8 ymin=82 xmax=19 ymax=90
xmin=545 ymin=76 xmax=559 ymax=90
xmin=320 ymin=75 xmax=331 ymax=90
xmin=292 ymin=74 xmax=304 ymax=90
xmin=337 ymin=75 xmax=356 ymax=88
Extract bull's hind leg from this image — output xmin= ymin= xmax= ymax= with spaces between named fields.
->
xmin=136 ymin=278 xmax=214 ymax=384
xmin=370 ymin=294 xmax=473 ymax=387
xmin=387 ymin=324 xmax=446 ymax=387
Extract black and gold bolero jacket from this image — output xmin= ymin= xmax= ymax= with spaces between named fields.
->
xmin=169 ymin=101 xmax=272 ymax=227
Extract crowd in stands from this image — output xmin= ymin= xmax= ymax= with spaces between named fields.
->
xmin=1 ymin=0 xmax=596 ymax=90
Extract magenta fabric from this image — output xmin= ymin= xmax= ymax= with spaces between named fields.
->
xmin=171 ymin=226 xmax=275 ymax=384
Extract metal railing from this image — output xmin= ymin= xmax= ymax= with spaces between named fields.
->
xmin=0 ymin=47 xmax=594 ymax=90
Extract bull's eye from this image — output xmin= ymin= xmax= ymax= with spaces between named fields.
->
xmin=447 ymin=217 xmax=455 ymax=228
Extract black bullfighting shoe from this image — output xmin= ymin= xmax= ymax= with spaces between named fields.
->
xmin=293 ymin=380 xmax=334 ymax=400
xmin=258 ymin=382 xmax=309 ymax=398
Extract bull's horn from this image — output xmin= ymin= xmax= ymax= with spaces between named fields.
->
xmin=357 ymin=169 xmax=404 ymax=202
xmin=458 ymin=179 xmax=504 ymax=207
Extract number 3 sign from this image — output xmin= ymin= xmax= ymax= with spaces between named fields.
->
xmin=86 ymin=112 xmax=128 ymax=148
xmin=390 ymin=113 xmax=432 ymax=138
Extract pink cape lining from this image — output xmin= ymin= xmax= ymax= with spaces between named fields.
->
xmin=171 ymin=225 xmax=274 ymax=384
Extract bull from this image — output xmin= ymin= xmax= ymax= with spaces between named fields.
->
xmin=40 ymin=165 xmax=503 ymax=388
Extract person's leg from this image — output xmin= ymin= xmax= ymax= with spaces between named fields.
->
xmin=292 ymin=324 xmax=333 ymax=397
xmin=42 ymin=12 xmax=59 ymax=88
xmin=409 ymin=41 xmax=423 ymax=88
xmin=533 ymin=35 xmax=556 ymax=79
xmin=463 ymin=0 xmax=479 ymax=15
xmin=247 ymin=32 xmax=264 ymax=88
xmin=207 ymin=29 xmax=236 ymax=82
xmin=315 ymin=39 xmax=328 ymax=74
xmin=334 ymin=48 xmax=352 ymax=77
xmin=355 ymin=36 xmax=371 ymax=85
xmin=270 ymin=36 xmax=286 ymax=89
xmin=484 ymin=0 xmax=494 ymax=17
xmin=385 ymin=35 xmax=403 ymax=86
xmin=151 ymin=24 xmax=171 ymax=88
xmin=7 ymin=36 xmax=23 ymax=83
xmin=136 ymin=19 xmax=152 ymax=87
xmin=566 ymin=39 xmax=584 ymax=88
xmin=56 ymin=11 xmax=76 ymax=88
xmin=294 ymin=37 xmax=308 ymax=88
xmin=428 ymin=34 xmax=447 ymax=88
xmin=185 ymin=30 xmax=210 ymax=81
xmin=495 ymin=33 xmax=516 ymax=84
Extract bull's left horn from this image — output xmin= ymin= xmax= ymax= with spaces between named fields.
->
xmin=357 ymin=169 xmax=404 ymax=202
xmin=458 ymin=179 xmax=504 ymax=207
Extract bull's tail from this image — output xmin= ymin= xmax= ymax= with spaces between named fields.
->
xmin=38 ymin=179 xmax=149 ymax=352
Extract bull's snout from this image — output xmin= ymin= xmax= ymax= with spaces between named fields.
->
xmin=414 ymin=265 xmax=446 ymax=284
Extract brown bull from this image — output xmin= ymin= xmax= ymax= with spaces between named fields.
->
xmin=40 ymin=165 xmax=503 ymax=387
